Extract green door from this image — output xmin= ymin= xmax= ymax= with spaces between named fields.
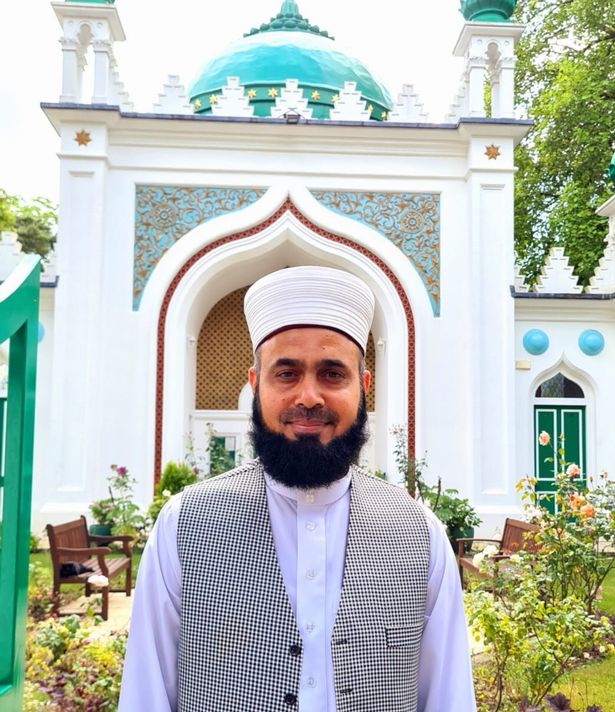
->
xmin=534 ymin=405 xmax=586 ymax=512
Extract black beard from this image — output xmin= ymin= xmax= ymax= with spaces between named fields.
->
xmin=250 ymin=391 xmax=369 ymax=490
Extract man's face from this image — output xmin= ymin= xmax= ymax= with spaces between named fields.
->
xmin=248 ymin=327 xmax=371 ymax=445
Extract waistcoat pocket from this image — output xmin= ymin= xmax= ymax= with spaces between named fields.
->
xmin=385 ymin=622 xmax=423 ymax=648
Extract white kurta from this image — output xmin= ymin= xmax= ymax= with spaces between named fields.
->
xmin=119 ymin=474 xmax=476 ymax=711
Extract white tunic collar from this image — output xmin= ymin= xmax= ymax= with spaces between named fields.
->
xmin=264 ymin=471 xmax=351 ymax=506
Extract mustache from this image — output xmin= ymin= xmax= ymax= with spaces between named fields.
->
xmin=280 ymin=406 xmax=339 ymax=426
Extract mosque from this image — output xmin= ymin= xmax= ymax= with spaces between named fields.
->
xmin=8 ymin=0 xmax=615 ymax=534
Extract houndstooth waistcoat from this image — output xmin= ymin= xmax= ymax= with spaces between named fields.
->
xmin=177 ymin=460 xmax=430 ymax=712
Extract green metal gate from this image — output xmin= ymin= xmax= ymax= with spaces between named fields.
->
xmin=534 ymin=404 xmax=586 ymax=512
xmin=0 ymin=255 xmax=40 ymax=710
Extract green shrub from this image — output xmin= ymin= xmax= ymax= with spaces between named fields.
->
xmin=148 ymin=460 xmax=198 ymax=523
xmin=24 ymin=614 xmax=127 ymax=710
xmin=28 ymin=561 xmax=55 ymax=622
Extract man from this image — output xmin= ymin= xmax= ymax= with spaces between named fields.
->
xmin=119 ymin=266 xmax=475 ymax=711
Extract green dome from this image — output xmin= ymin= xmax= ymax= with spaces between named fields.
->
xmin=460 ymin=0 xmax=516 ymax=22
xmin=188 ymin=1 xmax=392 ymax=120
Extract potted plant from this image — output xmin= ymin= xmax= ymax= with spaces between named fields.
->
xmin=88 ymin=497 xmax=115 ymax=536
xmin=434 ymin=489 xmax=482 ymax=550
xmin=89 ymin=464 xmax=146 ymax=542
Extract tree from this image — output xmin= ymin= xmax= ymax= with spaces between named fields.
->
xmin=0 ymin=189 xmax=57 ymax=260
xmin=513 ymin=0 xmax=615 ymax=286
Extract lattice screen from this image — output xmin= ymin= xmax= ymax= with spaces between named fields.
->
xmin=196 ymin=286 xmax=376 ymax=411
xmin=196 ymin=287 xmax=252 ymax=410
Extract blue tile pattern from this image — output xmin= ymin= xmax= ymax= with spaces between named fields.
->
xmin=310 ymin=191 xmax=440 ymax=315
xmin=133 ymin=185 xmax=266 ymax=309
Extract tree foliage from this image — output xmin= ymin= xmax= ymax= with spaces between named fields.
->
xmin=513 ymin=0 xmax=615 ymax=286
xmin=0 ymin=189 xmax=57 ymax=260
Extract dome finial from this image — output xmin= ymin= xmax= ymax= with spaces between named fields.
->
xmin=280 ymin=0 xmax=300 ymax=14
xmin=244 ymin=1 xmax=334 ymax=39
xmin=460 ymin=0 xmax=516 ymax=22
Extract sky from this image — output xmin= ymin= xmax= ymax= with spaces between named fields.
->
xmin=0 ymin=0 xmax=464 ymax=204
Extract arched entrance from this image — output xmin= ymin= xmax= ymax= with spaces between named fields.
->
xmin=154 ymin=199 xmax=418 ymax=485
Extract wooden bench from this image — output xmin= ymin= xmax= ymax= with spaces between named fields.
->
xmin=457 ymin=517 xmax=540 ymax=586
xmin=46 ymin=516 xmax=133 ymax=620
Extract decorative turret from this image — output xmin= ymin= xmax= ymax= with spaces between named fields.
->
xmin=460 ymin=0 xmax=516 ymax=22
xmin=453 ymin=1 xmax=524 ymax=118
xmin=52 ymin=0 xmax=127 ymax=104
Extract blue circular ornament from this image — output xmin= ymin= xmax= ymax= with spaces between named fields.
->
xmin=523 ymin=329 xmax=549 ymax=355
xmin=37 ymin=322 xmax=45 ymax=343
xmin=578 ymin=329 xmax=604 ymax=356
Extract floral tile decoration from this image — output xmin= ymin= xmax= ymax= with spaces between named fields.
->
xmin=310 ymin=191 xmax=441 ymax=315
xmin=133 ymin=185 xmax=266 ymax=309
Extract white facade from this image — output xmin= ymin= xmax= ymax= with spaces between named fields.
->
xmin=21 ymin=1 xmax=615 ymax=535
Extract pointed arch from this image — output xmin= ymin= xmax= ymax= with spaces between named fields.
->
xmin=153 ymin=199 xmax=416 ymax=483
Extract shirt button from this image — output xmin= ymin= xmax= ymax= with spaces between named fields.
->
xmin=305 ymin=521 xmax=316 ymax=531
xmin=305 ymin=492 xmax=315 ymax=503
xmin=307 ymin=677 xmax=316 ymax=688
xmin=305 ymin=623 xmax=315 ymax=633
xmin=305 ymin=569 xmax=316 ymax=580
xmin=289 ymin=644 xmax=301 ymax=657
xmin=284 ymin=693 xmax=297 ymax=706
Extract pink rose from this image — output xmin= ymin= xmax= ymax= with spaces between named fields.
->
xmin=566 ymin=463 xmax=580 ymax=478
xmin=116 ymin=466 xmax=128 ymax=477
xmin=538 ymin=431 xmax=551 ymax=446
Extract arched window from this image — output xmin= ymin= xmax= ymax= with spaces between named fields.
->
xmin=535 ymin=372 xmax=584 ymax=398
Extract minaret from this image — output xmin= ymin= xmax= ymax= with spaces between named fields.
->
xmin=52 ymin=0 xmax=126 ymax=104
xmin=450 ymin=2 xmax=530 ymax=507
xmin=452 ymin=0 xmax=524 ymax=119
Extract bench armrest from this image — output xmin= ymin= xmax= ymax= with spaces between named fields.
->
xmin=88 ymin=534 xmax=133 ymax=556
xmin=88 ymin=534 xmax=133 ymax=543
xmin=456 ymin=538 xmax=501 ymax=544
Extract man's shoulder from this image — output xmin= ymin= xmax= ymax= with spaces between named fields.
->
xmin=182 ymin=459 xmax=263 ymax=498
xmin=351 ymin=467 xmax=428 ymax=517
xmin=352 ymin=466 xmax=415 ymax=499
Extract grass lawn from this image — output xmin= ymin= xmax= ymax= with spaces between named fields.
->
xmin=600 ymin=563 xmax=615 ymax=615
xmin=556 ymin=654 xmax=615 ymax=712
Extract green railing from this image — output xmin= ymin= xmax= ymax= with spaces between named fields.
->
xmin=0 ymin=255 xmax=40 ymax=710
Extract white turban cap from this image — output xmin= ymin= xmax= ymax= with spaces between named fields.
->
xmin=244 ymin=266 xmax=375 ymax=353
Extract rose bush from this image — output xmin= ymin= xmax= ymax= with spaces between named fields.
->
xmin=466 ymin=435 xmax=615 ymax=710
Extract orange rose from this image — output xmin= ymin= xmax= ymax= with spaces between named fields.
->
xmin=580 ymin=504 xmax=596 ymax=519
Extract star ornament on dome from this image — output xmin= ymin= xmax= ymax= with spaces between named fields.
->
xmin=74 ymin=130 xmax=91 ymax=147
xmin=247 ymin=89 xmax=257 ymax=99
xmin=209 ymin=95 xmax=219 ymax=106
xmin=311 ymin=90 xmax=321 ymax=101
xmin=485 ymin=144 xmax=501 ymax=160
xmin=268 ymin=87 xmax=278 ymax=98
xmin=193 ymin=99 xmax=202 ymax=110
xmin=331 ymin=94 xmax=339 ymax=104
